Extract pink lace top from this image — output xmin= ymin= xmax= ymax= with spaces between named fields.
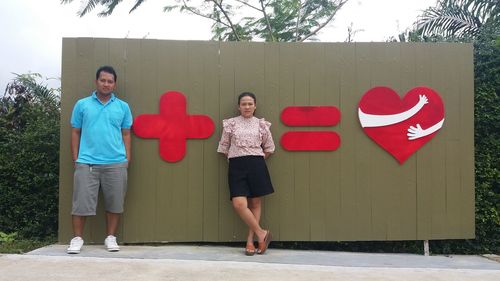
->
xmin=217 ymin=116 xmax=275 ymax=159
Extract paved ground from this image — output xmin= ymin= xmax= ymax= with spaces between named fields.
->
xmin=0 ymin=244 xmax=498 ymax=281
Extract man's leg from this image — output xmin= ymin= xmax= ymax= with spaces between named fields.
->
xmin=68 ymin=215 xmax=86 ymax=253
xmin=101 ymin=163 xmax=127 ymax=252
xmin=103 ymin=211 xmax=121 ymax=251
xmin=106 ymin=212 xmax=120 ymax=236
xmin=101 ymin=163 xmax=128 ymax=234
xmin=68 ymin=163 xmax=99 ymax=254
xmin=72 ymin=215 xmax=86 ymax=237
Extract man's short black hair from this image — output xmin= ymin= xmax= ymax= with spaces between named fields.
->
xmin=96 ymin=65 xmax=117 ymax=82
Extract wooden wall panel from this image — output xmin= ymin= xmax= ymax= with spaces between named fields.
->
xmin=124 ymin=39 xmax=158 ymax=243
xmin=353 ymin=43 xmax=373 ymax=240
xmin=262 ymin=43 xmax=281 ymax=240
xmin=323 ymin=43 xmax=342 ymax=240
xmin=396 ymin=44 xmax=418 ymax=240
xmin=218 ymin=42 xmax=238 ymax=241
xmin=336 ymin=43 xmax=357 ymax=240
xmin=292 ymin=43 xmax=312 ymax=240
xmin=308 ymin=43 xmax=328 ymax=241
xmin=197 ymin=41 xmax=221 ymax=242
xmin=59 ymin=39 xmax=475 ymax=243
xmin=274 ymin=43 xmax=296 ymax=240
xmin=458 ymin=44 xmax=475 ymax=238
xmin=58 ymin=37 xmax=77 ymax=242
xmin=415 ymin=44 xmax=434 ymax=240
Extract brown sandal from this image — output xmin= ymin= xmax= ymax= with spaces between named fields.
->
xmin=257 ymin=230 xmax=272 ymax=254
xmin=245 ymin=243 xmax=256 ymax=256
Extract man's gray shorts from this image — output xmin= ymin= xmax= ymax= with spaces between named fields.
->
xmin=72 ymin=162 xmax=128 ymax=216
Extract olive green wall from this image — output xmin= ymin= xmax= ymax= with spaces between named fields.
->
xmin=59 ymin=38 xmax=474 ymax=243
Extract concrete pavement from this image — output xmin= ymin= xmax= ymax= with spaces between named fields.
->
xmin=0 ymin=244 xmax=498 ymax=281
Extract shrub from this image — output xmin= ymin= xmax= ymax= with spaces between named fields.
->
xmin=0 ymin=74 xmax=60 ymax=240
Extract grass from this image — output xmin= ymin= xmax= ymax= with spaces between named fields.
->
xmin=0 ymin=238 xmax=55 ymax=254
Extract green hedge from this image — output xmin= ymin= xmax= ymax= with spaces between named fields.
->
xmin=470 ymin=25 xmax=500 ymax=253
xmin=0 ymin=74 xmax=60 ymax=240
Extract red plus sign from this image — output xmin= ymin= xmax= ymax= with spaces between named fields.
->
xmin=133 ymin=91 xmax=215 ymax=162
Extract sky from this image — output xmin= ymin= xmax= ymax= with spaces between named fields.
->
xmin=0 ymin=0 xmax=437 ymax=91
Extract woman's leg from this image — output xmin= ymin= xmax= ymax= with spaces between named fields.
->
xmin=232 ymin=196 xmax=267 ymax=242
xmin=246 ymin=197 xmax=262 ymax=245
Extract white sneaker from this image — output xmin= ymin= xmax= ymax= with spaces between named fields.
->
xmin=67 ymin=236 xmax=84 ymax=254
xmin=104 ymin=235 xmax=120 ymax=252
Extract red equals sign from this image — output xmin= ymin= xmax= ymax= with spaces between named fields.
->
xmin=280 ymin=106 xmax=341 ymax=151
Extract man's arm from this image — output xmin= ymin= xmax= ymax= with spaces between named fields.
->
xmin=122 ymin=128 xmax=131 ymax=163
xmin=71 ymin=128 xmax=81 ymax=162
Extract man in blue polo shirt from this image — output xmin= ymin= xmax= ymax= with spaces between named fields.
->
xmin=67 ymin=66 xmax=132 ymax=254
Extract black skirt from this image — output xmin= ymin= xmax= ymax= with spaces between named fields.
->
xmin=228 ymin=155 xmax=274 ymax=200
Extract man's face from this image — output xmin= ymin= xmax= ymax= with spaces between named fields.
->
xmin=95 ymin=71 xmax=116 ymax=96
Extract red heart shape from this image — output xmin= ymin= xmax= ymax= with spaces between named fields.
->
xmin=358 ymin=86 xmax=445 ymax=164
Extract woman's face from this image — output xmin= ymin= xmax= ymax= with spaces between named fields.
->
xmin=238 ymin=96 xmax=256 ymax=118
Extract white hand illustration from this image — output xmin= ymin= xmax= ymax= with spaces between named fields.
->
xmin=407 ymin=118 xmax=445 ymax=140
xmin=359 ymin=94 xmax=429 ymax=128
xmin=418 ymin=94 xmax=429 ymax=106
xmin=407 ymin=124 xmax=426 ymax=140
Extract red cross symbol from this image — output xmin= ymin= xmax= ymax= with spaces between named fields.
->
xmin=132 ymin=91 xmax=215 ymax=162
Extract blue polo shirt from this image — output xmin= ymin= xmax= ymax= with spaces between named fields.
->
xmin=71 ymin=92 xmax=133 ymax=164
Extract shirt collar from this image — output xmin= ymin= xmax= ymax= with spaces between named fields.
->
xmin=92 ymin=91 xmax=116 ymax=104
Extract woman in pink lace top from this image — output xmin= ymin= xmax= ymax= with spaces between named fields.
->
xmin=217 ymin=92 xmax=274 ymax=256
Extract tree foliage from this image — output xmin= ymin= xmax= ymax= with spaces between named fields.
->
xmin=472 ymin=19 xmax=500 ymax=253
xmin=61 ymin=0 xmax=348 ymax=41
xmin=416 ymin=0 xmax=499 ymax=39
xmin=0 ymin=74 xmax=60 ymax=239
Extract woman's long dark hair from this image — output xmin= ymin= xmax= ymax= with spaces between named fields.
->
xmin=238 ymin=92 xmax=256 ymax=104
